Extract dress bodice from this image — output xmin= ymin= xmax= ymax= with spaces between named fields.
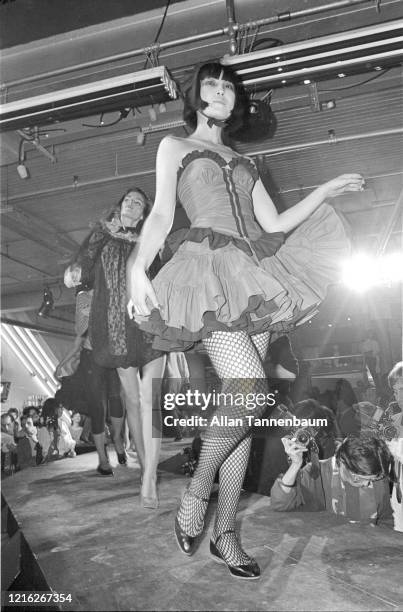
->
xmin=177 ymin=150 xmax=263 ymax=241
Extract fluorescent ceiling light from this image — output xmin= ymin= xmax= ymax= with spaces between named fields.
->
xmin=222 ymin=19 xmax=403 ymax=88
xmin=0 ymin=66 xmax=178 ymax=132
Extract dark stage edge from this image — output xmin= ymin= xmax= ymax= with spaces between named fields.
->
xmin=1 ymin=440 xmax=403 ymax=612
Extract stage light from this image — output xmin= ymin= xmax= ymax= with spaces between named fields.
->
xmin=37 ymin=287 xmax=54 ymax=317
xmin=341 ymin=252 xmax=403 ymax=292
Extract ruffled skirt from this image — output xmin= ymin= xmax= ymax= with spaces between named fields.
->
xmin=136 ymin=203 xmax=351 ymax=351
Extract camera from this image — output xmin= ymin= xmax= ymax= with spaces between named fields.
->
xmin=289 ymin=426 xmax=320 ymax=453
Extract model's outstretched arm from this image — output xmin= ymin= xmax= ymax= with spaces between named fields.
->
xmin=252 ymin=173 xmax=364 ymax=234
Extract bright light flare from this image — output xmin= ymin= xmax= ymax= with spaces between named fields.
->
xmin=341 ymin=252 xmax=403 ymax=292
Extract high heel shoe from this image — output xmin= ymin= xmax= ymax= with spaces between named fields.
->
xmin=174 ymin=489 xmax=209 ymax=556
xmin=210 ymin=531 xmax=261 ymax=580
xmin=96 ymin=464 xmax=114 ymax=476
xmin=140 ymin=493 xmax=159 ymax=509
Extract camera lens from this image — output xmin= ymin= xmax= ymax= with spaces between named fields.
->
xmin=296 ymin=430 xmax=310 ymax=445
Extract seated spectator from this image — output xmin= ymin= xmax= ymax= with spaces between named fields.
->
xmin=16 ymin=415 xmax=41 ymax=469
xmin=56 ymin=402 xmax=76 ymax=458
xmin=22 ymin=406 xmax=41 ymax=426
xmin=69 ymin=412 xmax=84 ymax=443
xmin=42 ymin=398 xmax=76 ymax=459
xmin=7 ymin=408 xmax=21 ymax=438
xmin=1 ymin=413 xmax=18 ymax=474
xmin=270 ymin=435 xmax=393 ymax=526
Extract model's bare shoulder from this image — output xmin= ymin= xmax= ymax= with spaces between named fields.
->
xmin=157 ymin=134 xmax=188 ymax=165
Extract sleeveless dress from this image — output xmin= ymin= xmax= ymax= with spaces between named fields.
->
xmin=137 ymin=149 xmax=351 ymax=352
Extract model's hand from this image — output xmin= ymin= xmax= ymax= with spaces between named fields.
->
xmin=127 ymin=267 xmax=159 ymax=318
xmin=281 ymin=436 xmax=306 ymax=466
xmin=323 ymin=174 xmax=364 ymax=198
xmin=54 ymin=365 xmax=63 ymax=380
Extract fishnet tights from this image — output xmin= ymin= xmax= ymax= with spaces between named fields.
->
xmin=177 ymin=330 xmax=270 ymax=566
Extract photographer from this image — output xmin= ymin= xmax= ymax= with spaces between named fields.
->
xmin=270 ymin=435 xmax=393 ymax=525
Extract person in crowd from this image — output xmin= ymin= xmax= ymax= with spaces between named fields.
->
xmin=15 ymin=415 xmax=41 ymax=468
xmin=1 ymin=413 xmax=18 ymax=474
xmin=361 ymin=329 xmax=382 ymax=390
xmin=127 ymin=60 xmax=364 ymax=578
xmin=7 ymin=407 xmax=21 ymax=438
xmin=385 ymin=361 xmax=403 ymax=532
xmin=66 ymin=188 xmax=166 ymax=506
xmin=55 ymin=283 xmax=125 ymax=475
xmin=334 ymin=378 xmax=360 ymax=438
xmin=56 ymin=402 xmax=76 ymax=458
xmin=270 ymin=434 xmax=393 ymax=525
xmin=69 ymin=411 xmax=84 ymax=444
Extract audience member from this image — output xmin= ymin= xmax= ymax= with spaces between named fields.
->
xmin=334 ymin=378 xmax=360 ymax=438
xmin=386 ymin=361 xmax=403 ymax=532
xmin=270 ymin=435 xmax=393 ymax=525
xmin=69 ymin=412 xmax=84 ymax=444
xmin=1 ymin=413 xmax=18 ymax=474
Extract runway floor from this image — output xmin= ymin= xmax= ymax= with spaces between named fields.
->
xmin=1 ymin=439 xmax=403 ymax=611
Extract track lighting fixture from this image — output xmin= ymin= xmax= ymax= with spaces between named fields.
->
xmin=17 ymin=139 xmax=29 ymax=179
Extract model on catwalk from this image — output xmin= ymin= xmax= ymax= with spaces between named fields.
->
xmin=127 ymin=62 xmax=364 ymax=578
xmin=66 ymin=188 xmax=166 ymax=507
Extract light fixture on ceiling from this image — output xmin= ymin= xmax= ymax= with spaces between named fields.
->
xmin=16 ymin=138 xmax=29 ymax=179
xmin=221 ymin=19 xmax=402 ymax=89
xmin=37 ymin=287 xmax=54 ymax=318
xmin=0 ymin=66 xmax=179 ymax=132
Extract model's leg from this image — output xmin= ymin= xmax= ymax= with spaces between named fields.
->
xmin=208 ymin=331 xmax=271 ymax=563
xmin=117 ymin=367 xmax=144 ymax=473
xmin=177 ymin=331 xmax=268 ymax=544
xmin=106 ymin=369 xmax=126 ymax=457
xmin=140 ymin=355 xmax=166 ymax=501
xmin=82 ymin=350 xmax=111 ymax=471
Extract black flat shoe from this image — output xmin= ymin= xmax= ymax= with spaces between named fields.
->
xmin=174 ymin=489 xmax=209 ymax=556
xmin=96 ymin=464 xmax=114 ymax=476
xmin=174 ymin=517 xmax=197 ymax=556
xmin=117 ymin=452 xmax=127 ymax=465
xmin=210 ymin=531 xmax=261 ymax=580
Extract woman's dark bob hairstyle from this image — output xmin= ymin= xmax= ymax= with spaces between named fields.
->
xmin=183 ymin=62 xmax=247 ymax=140
xmin=335 ymin=435 xmax=392 ymax=478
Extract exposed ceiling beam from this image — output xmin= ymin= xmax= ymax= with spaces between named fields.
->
xmin=2 ymin=204 xmax=79 ymax=256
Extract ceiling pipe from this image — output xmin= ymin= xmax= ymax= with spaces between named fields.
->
xmin=17 ymin=130 xmax=57 ymax=163
xmin=250 ymin=127 xmax=403 ymax=157
xmin=1 ymin=0 xmax=375 ymax=89
xmin=3 ymin=168 xmax=155 ymax=203
xmin=226 ymin=0 xmax=237 ymax=56
xmin=2 ymin=126 xmax=401 ymax=204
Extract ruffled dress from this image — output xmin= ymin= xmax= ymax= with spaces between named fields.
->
xmin=138 ymin=149 xmax=351 ymax=351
